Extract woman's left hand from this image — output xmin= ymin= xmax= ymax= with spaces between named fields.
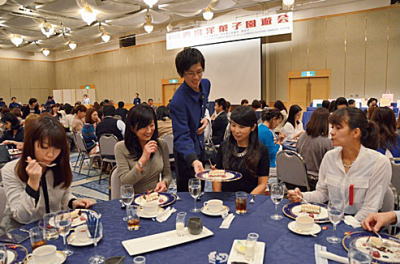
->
xmin=154 ymin=181 xmax=168 ymax=192
xmin=72 ymin=198 xmax=97 ymax=209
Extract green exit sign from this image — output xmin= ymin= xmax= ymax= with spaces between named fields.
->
xmin=168 ymin=79 xmax=179 ymax=84
xmin=301 ymin=71 xmax=316 ymax=77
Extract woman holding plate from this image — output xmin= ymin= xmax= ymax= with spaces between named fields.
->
xmin=212 ymin=106 xmax=269 ymax=194
xmin=114 ymin=104 xmax=172 ymax=194
xmin=288 ymin=107 xmax=391 ymax=222
xmin=0 ymin=115 xmax=95 ymax=233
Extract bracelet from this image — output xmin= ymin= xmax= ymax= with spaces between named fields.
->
xmin=137 ymin=160 xmax=143 ymax=169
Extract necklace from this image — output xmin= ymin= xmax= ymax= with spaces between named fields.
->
xmin=233 ymin=146 xmax=247 ymax=158
xmin=343 ymin=161 xmax=354 ymax=169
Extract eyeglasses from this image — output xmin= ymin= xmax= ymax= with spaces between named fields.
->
xmin=184 ymin=70 xmax=203 ymax=77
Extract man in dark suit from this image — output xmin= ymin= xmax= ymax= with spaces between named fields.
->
xmin=211 ymin=98 xmax=228 ymax=146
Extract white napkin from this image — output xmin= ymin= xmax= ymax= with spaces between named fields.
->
xmin=156 ymin=207 xmax=176 ymax=222
xmin=314 ymin=244 xmax=328 ymax=264
xmin=318 ymin=251 xmax=348 ymax=263
xmin=344 ymin=215 xmax=361 ymax=228
xmin=219 ymin=214 xmax=235 ymax=229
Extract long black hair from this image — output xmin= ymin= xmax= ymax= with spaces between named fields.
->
xmin=223 ymin=106 xmax=260 ymax=177
xmin=329 ymin=107 xmax=378 ymax=149
xmin=371 ymin=107 xmax=397 ymax=149
xmin=286 ymin=105 xmax=302 ymax=128
xmin=125 ymin=104 xmax=158 ymax=160
xmin=274 ymin=100 xmax=287 ymax=112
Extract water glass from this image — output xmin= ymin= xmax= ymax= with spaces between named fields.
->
xmin=326 ymin=200 xmax=344 ymax=244
xmin=29 ymin=226 xmax=46 ymax=250
xmin=126 ymin=205 xmax=140 ymax=231
xmin=348 ymin=242 xmax=372 ymax=264
xmin=88 ymin=222 xmax=105 ymax=264
xmin=133 ymin=256 xmax=146 ymax=264
xmin=188 ymin=178 xmax=201 ymax=213
xmin=176 ymin=212 xmax=186 ymax=237
xmin=0 ymin=245 xmax=7 ymax=264
xmin=121 ymin=184 xmax=135 ymax=221
xmin=245 ymin=232 xmax=259 ymax=261
xmin=40 ymin=212 xmax=59 ymax=240
xmin=270 ymin=183 xmax=284 ymax=220
xmin=235 ymin=192 xmax=247 ymax=214
xmin=54 ymin=210 xmax=73 ymax=256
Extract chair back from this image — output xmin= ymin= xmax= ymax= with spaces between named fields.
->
xmin=160 ymin=133 xmax=174 ymax=161
xmin=110 ymin=166 xmax=121 ymax=200
xmin=74 ymin=132 xmax=88 ymax=153
xmin=99 ymin=134 xmax=118 ymax=157
xmin=276 ymin=150 xmax=309 ymax=191
xmin=381 ymin=187 xmax=395 ymax=212
xmin=0 ymin=145 xmax=10 ymax=164
xmin=391 ymin=160 xmax=400 ymax=193
xmin=0 ymin=186 xmax=6 ymax=221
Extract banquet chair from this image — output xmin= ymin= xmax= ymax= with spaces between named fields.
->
xmin=71 ymin=132 xmax=83 ymax=170
xmin=110 ymin=166 xmax=121 ymax=200
xmin=160 ymin=133 xmax=174 ymax=163
xmin=0 ymin=186 xmax=6 ymax=221
xmin=74 ymin=132 xmax=100 ymax=176
xmin=391 ymin=160 xmax=400 ymax=209
xmin=98 ymin=134 xmax=118 ymax=183
xmin=381 ymin=187 xmax=395 ymax=212
xmin=276 ymin=150 xmax=310 ymax=191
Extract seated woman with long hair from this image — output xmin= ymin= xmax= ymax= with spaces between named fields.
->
xmin=115 ymin=104 xmax=172 ymax=194
xmin=288 ymin=108 xmax=391 ymax=222
xmin=0 ymin=115 xmax=94 ymax=232
xmin=213 ymin=106 xmax=269 ymax=194
xmin=281 ymin=105 xmax=304 ymax=141
xmin=371 ymin=107 xmax=400 ymax=158
xmin=82 ymin=108 xmax=100 ymax=155
xmin=296 ymin=108 xmax=333 ymax=190
xmin=0 ymin=112 xmax=24 ymax=148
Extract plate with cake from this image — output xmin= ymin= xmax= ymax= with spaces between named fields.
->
xmin=282 ymin=202 xmax=329 ymax=223
xmin=195 ymin=170 xmax=242 ymax=182
xmin=342 ymin=231 xmax=400 ymax=263
xmin=133 ymin=192 xmax=176 ymax=207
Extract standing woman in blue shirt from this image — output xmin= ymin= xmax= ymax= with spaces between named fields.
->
xmin=170 ymin=48 xmax=210 ymax=191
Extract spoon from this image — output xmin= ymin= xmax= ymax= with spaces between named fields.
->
xmin=26 ymin=160 xmax=57 ymax=167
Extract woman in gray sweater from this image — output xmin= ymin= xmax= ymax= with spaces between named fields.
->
xmin=115 ymin=104 xmax=171 ymax=194
xmin=1 ymin=115 xmax=94 ymax=233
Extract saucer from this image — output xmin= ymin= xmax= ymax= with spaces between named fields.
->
xmin=288 ymin=221 xmax=321 ymax=236
xmin=26 ymin=251 xmax=66 ymax=264
xmin=67 ymin=225 xmax=103 ymax=246
xmin=201 ymin=205 xmax=229 ymax=216
xmin=136 ymin=207 xmax=164 ymax=218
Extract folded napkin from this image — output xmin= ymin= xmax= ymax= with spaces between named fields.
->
xmin=344 ymin=215 xmax=361 ymax=228
xmin=220 ymin=214 xmax=235 ymax=229
xmin=315 ymin=244 xmax=348 ymax=264
xmin=156 ymin=207 xmax=176 ymax=222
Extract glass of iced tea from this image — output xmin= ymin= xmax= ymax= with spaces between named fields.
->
xmin=235 ymin=191 xmax=247 ymax=214
xmin=126 ymin=205 xmax=140 ymax=231
xmin=29 ymin=226 xmax=46 ymax=250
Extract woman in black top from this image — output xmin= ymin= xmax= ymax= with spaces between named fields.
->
xmin=212 ymin=106 xmax=269 ymax=194
xmin=0 ymin=112 xmax=24 ymax=148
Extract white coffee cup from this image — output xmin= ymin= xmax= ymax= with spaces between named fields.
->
xmin=295 ymin=214 xmax=314 ymax=232
xmin=30 ymin=245 xmax=58 ymax=264
xmin=203 ymin=199 xmax=224 ymax=213
xmin=141 ymin=201 xmax=159 ymax=215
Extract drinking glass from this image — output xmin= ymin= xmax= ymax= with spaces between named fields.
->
xmin=121 ymin=184 xmax=135 ymax=221
xmin=40 ymin=212 xmax=59 ymax=240
xmin=126 ymin=205 xmax=140 ymax=231
xmin=270 ymin=183 xmax=284 ymax=220
xmin=54 ymin=210 xmax=73 ymax=256
xmin=0 ymin=245 xmax=7 ymax=264
xmin=133 ymin=256 xmax=146 ymax=264
xmin=235 ymin=192 xmax=247 ymax=214
xmin=176 ymin=212 xmax=186 ymax=237
xmin=326 ymin=200 xmax=344 ymax=243
xmin=88 ymin=222 xmax=105 ymax=264
xmin=188 ymin=178 xmax=201 ymax=213
xmin=348 ymin=241 xmax=372 ymax=264
xmin=29 ymin=226 xmax=47 ymax=250
xmin=245 ymin=232 xmax=259 ymax=261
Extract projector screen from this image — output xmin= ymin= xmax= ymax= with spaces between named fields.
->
xmin=196 ymin=38 xmax=261 ymax=105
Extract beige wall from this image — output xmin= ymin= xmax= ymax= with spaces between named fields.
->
xmin=0 ymin=58 xmax=55 ymax=105
xmin=266 ymin=6 xmax=400 ymax=103
xmin=55 ymin=42 xmax=180 ymax=104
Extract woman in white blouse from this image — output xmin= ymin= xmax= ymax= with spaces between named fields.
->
xmin=288 ymin=107 xmax=391 ymax=222
xmin=281 ymin=104 xmax=304 ymax=141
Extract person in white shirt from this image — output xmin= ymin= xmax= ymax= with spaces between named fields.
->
xmin=362 ymin=211 xmax=400 ymax=232
xmin=281 ymin=104 xmax=304 ymax=141
xmin=82 ymin=94 xmax=90 ymax=105
xmin=288 ymin=107 xmax=392 ymax=222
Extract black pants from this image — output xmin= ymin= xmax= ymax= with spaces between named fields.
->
xmin=174 ymin=151 xmax=204 ymax=192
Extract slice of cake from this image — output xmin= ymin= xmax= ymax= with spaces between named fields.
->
xmin=145 ymin=192 xmax=159 ymax=202
xmin=208 ymin=170 xmax=226 ymax=178
xmin=300 ymin=204 xmax=321 ymax=214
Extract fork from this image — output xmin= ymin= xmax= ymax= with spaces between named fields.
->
xmin=373 ymin=231 xmax=383 ymax=244
xmin=26 ymin=160 xmax=57 ymax=167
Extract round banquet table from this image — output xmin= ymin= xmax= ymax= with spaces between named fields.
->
xmin=17 ymin=192 xmax=356 ymax=264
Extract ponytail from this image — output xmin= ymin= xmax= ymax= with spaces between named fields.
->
xmin=361 ymin=121 xmax=378 ymax=150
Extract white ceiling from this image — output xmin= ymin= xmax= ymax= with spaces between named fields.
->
xmin=0 ymin=0 xmax=391 ymax=54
